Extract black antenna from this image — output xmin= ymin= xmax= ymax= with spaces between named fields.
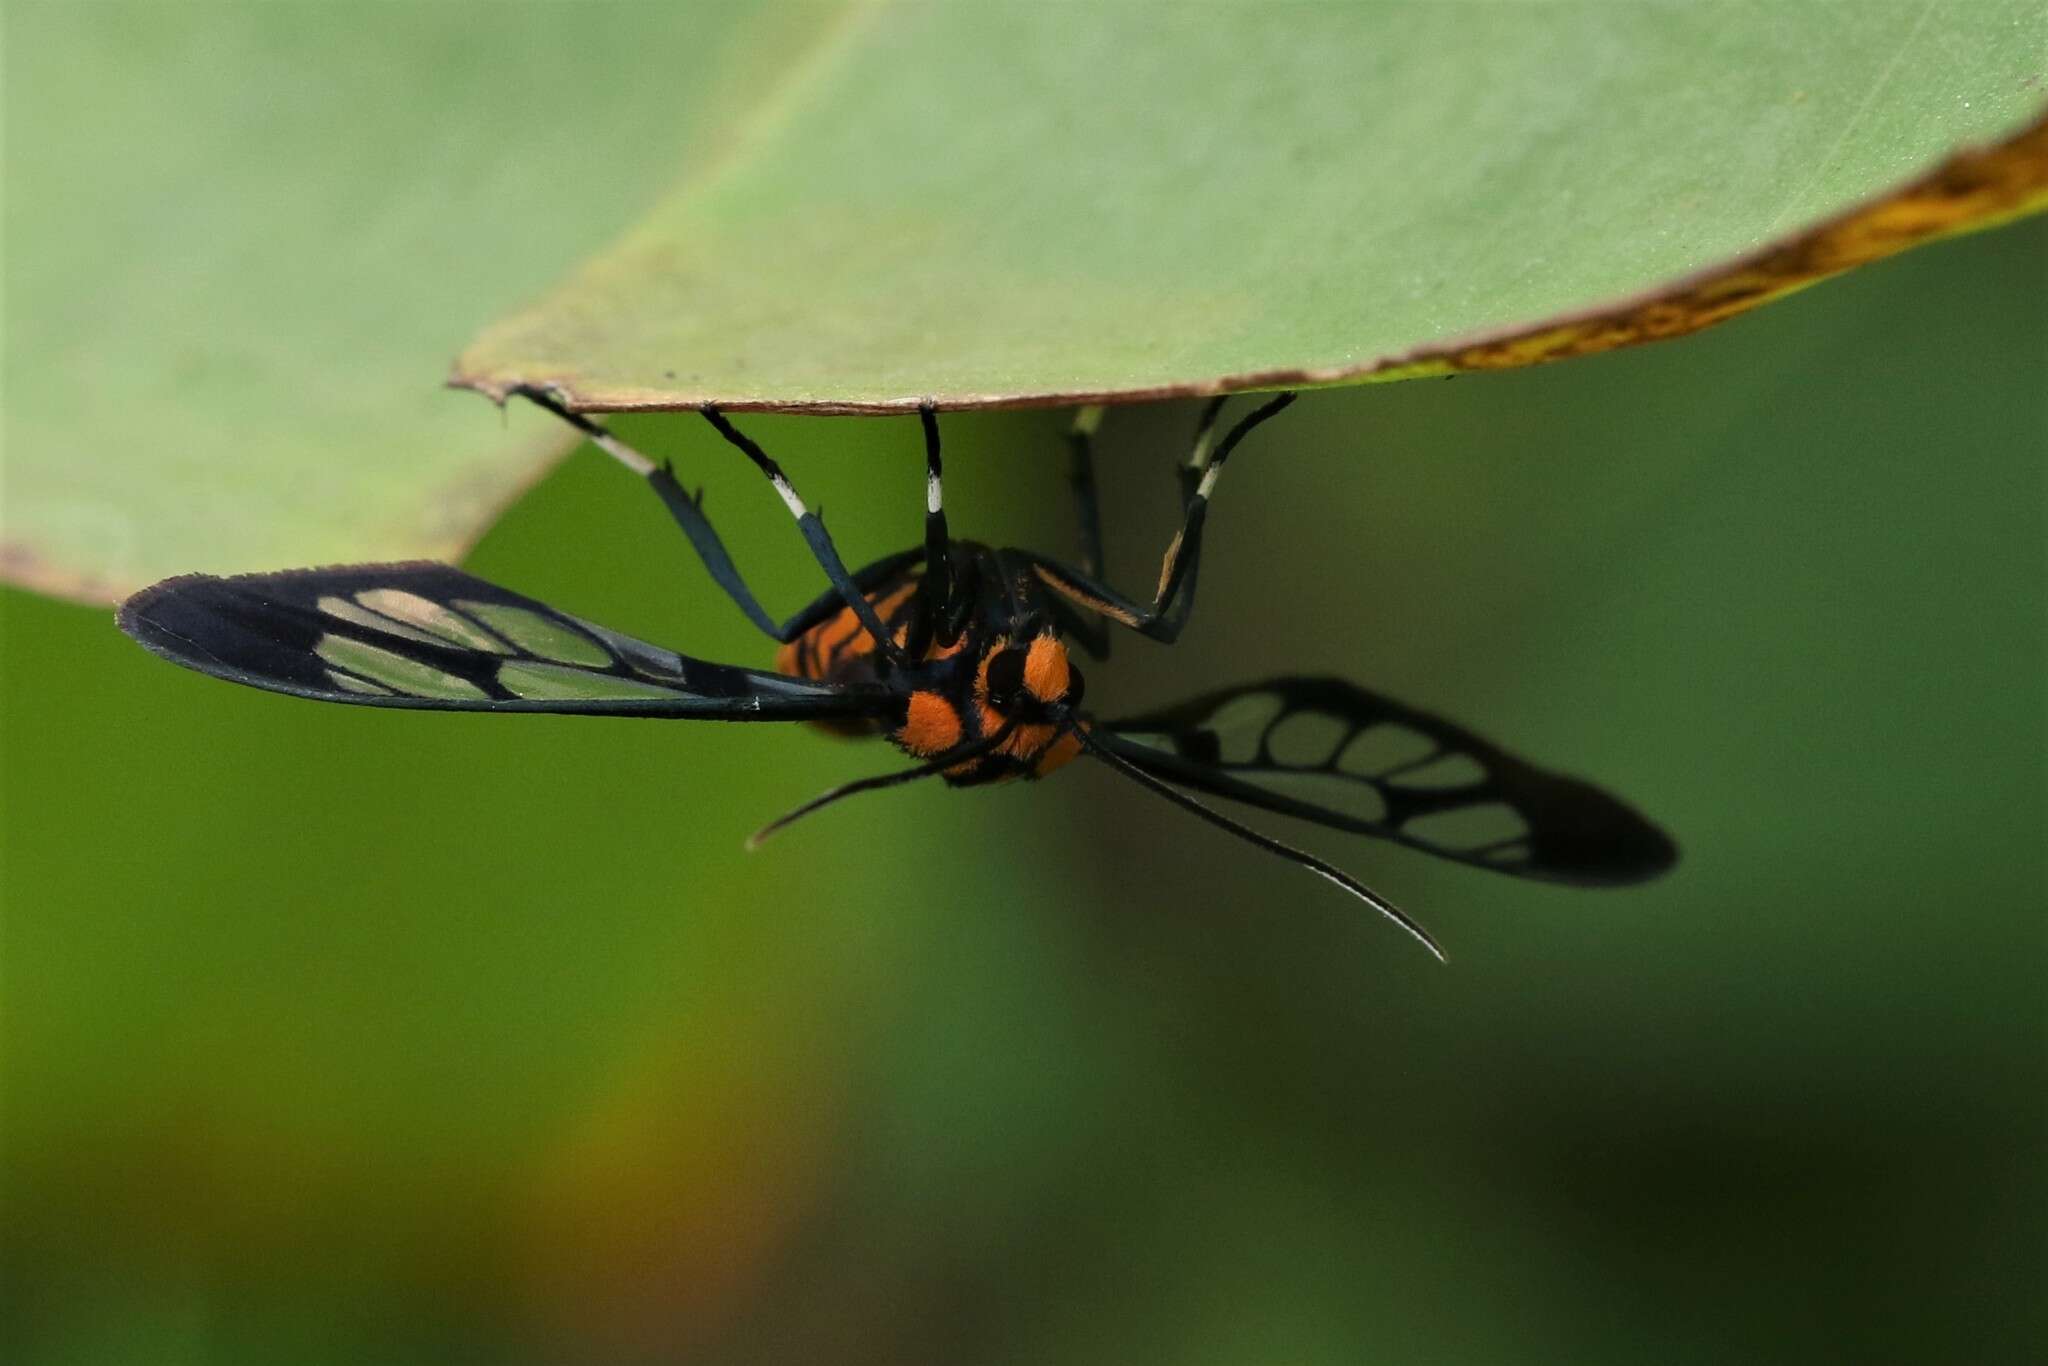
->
xmin=748 ymin=720 xmax=1022 ymax=850
xmin=1072 ymin=724 xmax=1447 ymax=961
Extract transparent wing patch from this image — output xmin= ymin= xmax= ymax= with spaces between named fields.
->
xmin=119 ymin=561 xmax=894 ymax=722
xmin=1101 ymin=676 xmax=1676 ymax=885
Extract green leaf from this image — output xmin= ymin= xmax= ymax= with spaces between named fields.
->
xmin=1 ymin=0 xmax=815 ymax=603
xmin=8 ymin=2 xmax=2046 ymax=606
xmin=455 ymin=1 xmax=2048 ymax=413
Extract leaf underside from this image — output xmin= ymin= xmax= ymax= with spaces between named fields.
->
xmin=453 ymin=3 xmax=2048 ymax=413
xmin=7 ymin=1 xmax=2046 ymax=605
xmin=2 ymin=1 xmax=810 ymax=603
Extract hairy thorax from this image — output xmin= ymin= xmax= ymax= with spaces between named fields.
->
xmin=774 ymin=557 xmax=1083 ymax=782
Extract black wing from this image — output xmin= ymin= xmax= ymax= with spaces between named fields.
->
xmin=118 ymin=561 xmax=899 ymax=722
xmin=1098 ymin=676 xmax=1676 ymax=885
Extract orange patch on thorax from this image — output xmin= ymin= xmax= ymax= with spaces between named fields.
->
xmin=897 ymin=690 xmax=963 ymax=756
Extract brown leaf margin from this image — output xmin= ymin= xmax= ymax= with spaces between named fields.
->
xmin=11 ymin=110 xmax=2043 ymax=608
xmin=457 ymin=107 xmax=2048 ymax=415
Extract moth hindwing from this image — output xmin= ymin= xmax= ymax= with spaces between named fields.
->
xmin=1101 ymin=676 xmax=1676 ymax=885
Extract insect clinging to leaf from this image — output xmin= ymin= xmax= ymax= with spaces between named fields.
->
xmin=118 ymin=391 xmax=1676 ymax=958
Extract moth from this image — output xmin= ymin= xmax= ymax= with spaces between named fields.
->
xmin=119 ymin=392 xmax=1676 ymax=958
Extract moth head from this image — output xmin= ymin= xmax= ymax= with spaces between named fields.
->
xmin=978 ymin=632 xmax=1083 ymax=719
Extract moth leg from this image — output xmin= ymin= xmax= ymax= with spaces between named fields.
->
xmin=1157 ymin=396 xmax=1230 ymax=646
xmin=917 ymin=404 xmax=955 ymax=643
xmin=1067 ymin=405 xmax=1107 ymax=580
xmin=520 ymin=390 xmax=912 ymax=660
xmin=1045 ymin=590 xmax=1113 ymax=658
xmin=1059 ymin=405 xmax=1113 ymax=658
xmin=518 ymin=389 xmax=808 ymax=642
xmin=700 ymin=406 xmax=912 ymax=665
xmin=1176 ymin=396 xmax=1229 ymax=504
xmin=1030 ymin=392 xmax=1295 ymax=644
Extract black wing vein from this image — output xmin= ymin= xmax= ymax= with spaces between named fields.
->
xmin=1101 ymin=676 xmax=1675 ymax=885
xmin=118 ymin=561 xmax=897 ymax=722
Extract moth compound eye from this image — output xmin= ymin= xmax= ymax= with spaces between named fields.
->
xmin=984 ymin=647 xmax=1027 ymax=705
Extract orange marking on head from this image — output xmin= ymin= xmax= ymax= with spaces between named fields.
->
xmin=898 ymin=690 xmax=963 ymax=756
xmin=925 ymin=635 xmax=966 ymax=661
xmin=775 ymin=639 xmax=804 ymax=677
xmin=1023 ymin=634 xmax=1069 ymax=703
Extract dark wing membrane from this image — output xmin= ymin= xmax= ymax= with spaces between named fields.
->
xmin=118 ymin=561 xmax=899 ymax=721
xmin=1099 ymin=676 xmax=1676 ymax=885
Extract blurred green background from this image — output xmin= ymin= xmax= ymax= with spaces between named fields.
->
xmin=4 ymin=217 xmax=2044 ymax=1363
